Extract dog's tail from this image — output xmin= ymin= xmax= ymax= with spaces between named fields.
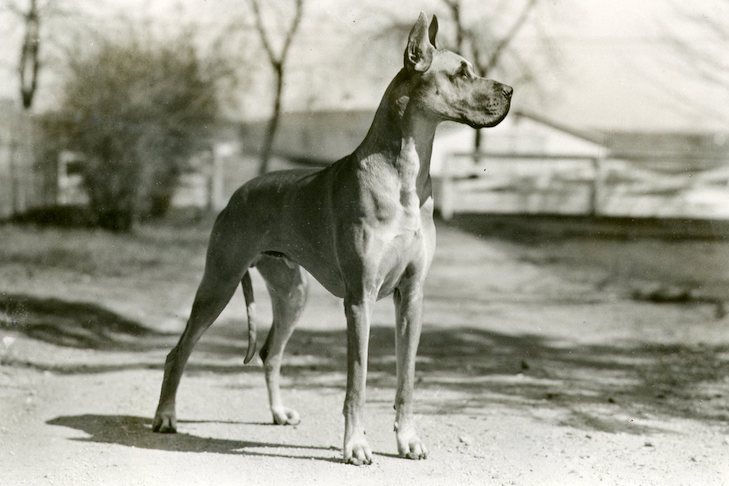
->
xmin=241 ymin=270 xmax=257 ymax=364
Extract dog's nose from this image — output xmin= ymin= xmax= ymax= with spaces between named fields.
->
xmin=502 ymin=85 xmax=513 ymax=99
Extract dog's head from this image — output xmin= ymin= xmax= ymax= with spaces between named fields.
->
xmin=403 ymin=12 xmax=512 ymax=128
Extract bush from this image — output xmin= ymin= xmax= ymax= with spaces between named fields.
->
xmin=12 ymin=205 xmax=96 ymax=228
xmin=50 ymin=33 xmax=221 ymax=231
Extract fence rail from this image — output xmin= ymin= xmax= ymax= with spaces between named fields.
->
xmin=434 ymin=151 xmax=729 ymax=220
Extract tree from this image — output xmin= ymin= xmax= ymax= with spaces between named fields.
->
xmin=249 ymin=0 xmax=305 ymax=175
xmin=46 ymin=32 xmax=222 ymax=231
xmin=17 ymin=0 xmax=40 ymax=109
xmin=663 ymin=1 xmax=729 ymax=126
xmin=4 ymin=0 xmax=43 ymax=109
xmin=442 ymin=0 xmax=538 ymax=76
xmin=3 ymin=0 xmax=79 ymax=110
xmin=442 ymin=0 xmax=539 ymax=149
xmin=372 ymin=0 xmax=553 ymax=149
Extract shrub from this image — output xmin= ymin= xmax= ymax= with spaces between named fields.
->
xmin=50 ymin=33 xmax=220 ymax=231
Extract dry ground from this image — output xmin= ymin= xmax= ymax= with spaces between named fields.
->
xmin=1 ymin=213 xmax=729 ymax=485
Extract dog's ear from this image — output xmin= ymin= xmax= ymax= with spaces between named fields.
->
xmin=428 ymin=14 xmax=439 ymax=49
xmin=404 ymin=12 xmax=434 ymax=73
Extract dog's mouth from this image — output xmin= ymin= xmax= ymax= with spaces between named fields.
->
xmin=465 ymin=100 xmax=511 ymax=129
xmin=485 ymin=101 xmax=511 ymax=127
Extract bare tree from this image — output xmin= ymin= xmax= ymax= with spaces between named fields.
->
xmin=475 ymin=0 xmax=537 ymax=75
xmin=18 ymin=0 xmax=41 ymax=109
xmin=661 ymin=1 xmax=729 ymax=125
xmin=371 ymin=0 xmax=549 ymax=150
xmin=3 ymin=0 xmax=75 ymax=110
xmin=377 ymin=1 xmax=542 ymax=81
xmin=667 ymin=2 xmax=728 ymax=87
xmin=440 ymin=0 xmax=539 ymax=148
xmin=441 ymin=0 xmax=465 ymax=51
xmin=249 ymin=0 xmax=305 ymax=175
xmin=3 ymin=0 xmax=42 ymax=109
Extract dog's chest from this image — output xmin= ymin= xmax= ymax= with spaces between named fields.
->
xmin=353 ymin=162 xmax=434 ymax=295
xmin=366 ymin=199 xmax=432 ymax=297
xmin=363 ymin=172 xmax=420 ymax=225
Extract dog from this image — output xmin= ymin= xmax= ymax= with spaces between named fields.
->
xmin=153 ymin=12 xmax=512 ymax=465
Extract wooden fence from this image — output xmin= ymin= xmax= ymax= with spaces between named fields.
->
xmin=434 ymin=151 xmax=729 ymax=220
xmin=0 ymin=106 xmax=249 ymax=220
xmin=0 ymin=106 xmax=54 ymax=219
xmin=55 ymin=147 xmax=230 ymax=212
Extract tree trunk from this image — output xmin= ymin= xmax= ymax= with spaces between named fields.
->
xmin=258 ymin=64 xmax=284 ymax=175
xmin=19 ymin=0 xmax=40 ymax=110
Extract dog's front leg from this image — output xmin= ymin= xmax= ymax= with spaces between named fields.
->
xmin=393 ymin=282 xmax=428 ymax=459
xmin=342 ymin=295 xmax=374 ymax=465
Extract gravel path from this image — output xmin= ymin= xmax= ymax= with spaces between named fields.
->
xmin=1 ymin=220 xmax=728 ymax=485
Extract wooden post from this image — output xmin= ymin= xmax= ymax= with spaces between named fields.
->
xmin=9 ymin=139 xmax=18 ymax=215
xmin=589 ymin=155 xmax=604 ymax=217
xmin=440 ymin=156 xmax=454 ymax=220
xmin=57 ymin=152 xmax=64 ymax=205
xmin=208 ymin=146 xmax=225 ymax=211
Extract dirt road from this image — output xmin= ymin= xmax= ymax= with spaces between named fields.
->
xmin=1 ymin=218 xmax=728 ymax=485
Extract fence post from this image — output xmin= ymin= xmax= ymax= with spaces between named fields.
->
xmin=207 ymin=146 xmax=224 ymax=211
xmin=441 ymin=176 xmax=453 ymax=220
xmin=440 ymin=159 xmax=454 ymax=220
xmin=589 ymin=155 xmax=604 ymax=217
xmin=9 ymin=139 xmax=18 ymax=215
xmin=57 ymin=152 xmax=65 ymax=205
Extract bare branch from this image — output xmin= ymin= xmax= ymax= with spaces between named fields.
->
xmin=481 ymin=0 xmax=538 ymax=74
xmin=249 ymin=0 xmax=304 ymax=68
xmin=662 ymin=0 xmax=729 ymax=96
xmin=248 ymin=0 xmax=277 ymax=65
xmin=279 ymin=0 xmax=304 ymax=62
xmin=441 ymin=0 xmax=463 ymax=50
xmin=247 ymin=0 xmax=307 ymax=174
xmin=2 ymin=2 xmax=23 ymax=17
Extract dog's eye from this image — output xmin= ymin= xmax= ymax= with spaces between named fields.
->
xmin=459 ymin=64 xmax=471 ymax=79
xmin=450 ymin=65 xmax=471 ymax=82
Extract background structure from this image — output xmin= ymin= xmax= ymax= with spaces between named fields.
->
xmin=1 ymin=1 xmax=728 ymax=485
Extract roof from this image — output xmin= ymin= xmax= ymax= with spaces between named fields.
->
xmin=240 ymin=108 xmax=610 ymax=162
xmin=239 ymin=109 xmax=729 ymax=166
xmin=602 ymin=131 xmax=729 ymax=160
xmin=511 ymin=109 xmax=607 ymax=146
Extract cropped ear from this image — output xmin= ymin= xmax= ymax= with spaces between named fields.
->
xmin=404 ymin=12 xmax=434 ymax=72
xmin=428 ymin=14 xmax=439 ymax=49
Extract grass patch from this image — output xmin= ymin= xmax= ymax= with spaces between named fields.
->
xmin=0 ymin=212 xmax=213 ymax=278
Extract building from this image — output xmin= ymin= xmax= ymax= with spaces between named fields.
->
xmin=241 ymin=109 xmax=729 ymax=220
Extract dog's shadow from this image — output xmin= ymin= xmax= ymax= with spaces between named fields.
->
xmin=46 ymin=414 xmax=357 ymax=464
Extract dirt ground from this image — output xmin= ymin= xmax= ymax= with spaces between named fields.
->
xmin=1 ymin=214 xmax=729 ymax=486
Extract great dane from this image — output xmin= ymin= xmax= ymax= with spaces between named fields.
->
xmin=153 ymin=12 xmax=512 ymax=465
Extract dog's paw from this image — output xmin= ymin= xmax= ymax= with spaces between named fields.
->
xmin=152 ymin=410 xmax=177 ymax=433
xmin=343 ymin=434 xmax=373 ymax=466
xmin=271 ymin=406 xmax=300 ymax=426
xmin=397 ymin=430 xmax=428 ymax=460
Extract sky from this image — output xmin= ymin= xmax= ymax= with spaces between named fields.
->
xmin=1 ymin=0 xmax=727 ymax=133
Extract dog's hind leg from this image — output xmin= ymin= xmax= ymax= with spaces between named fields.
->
xmin=154 ymin=215 xmax=256 ymax=433
xmin=256 ymin=255 xmax=308 ymax=425
xmin=153 ymin=275 xmax=240 ymax=432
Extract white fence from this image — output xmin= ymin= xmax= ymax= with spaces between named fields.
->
xmin=0 ymin=109 xmax=53 ymax=218
xmin=434 ymin=152 xmax=729 ymax=220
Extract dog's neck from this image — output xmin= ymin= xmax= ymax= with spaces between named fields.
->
xmin=353 ymin=69 xmax=437 ymax=206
